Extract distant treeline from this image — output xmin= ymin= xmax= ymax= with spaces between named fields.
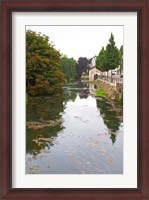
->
xmin=60 ymin=56 xmax=77 ymax=82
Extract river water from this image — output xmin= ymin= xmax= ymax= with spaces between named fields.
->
xmin=26 ymin=81 xmax=123 ymax=174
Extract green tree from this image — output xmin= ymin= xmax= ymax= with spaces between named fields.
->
xmin=26 ymin=30 xmax=65 ymax=96
xmin=104 ymin=33 xmax=120 ymax=72
xmin=95 ymin=46 xmax=106 ymax=73
xmin=119 ymin=45 xmax=123 ymax=75
xmin=60 ymin=56 xmax=77 ymax=81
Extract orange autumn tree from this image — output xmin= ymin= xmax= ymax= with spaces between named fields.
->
xmin=26 ymin=30 xmax=65 ymax=96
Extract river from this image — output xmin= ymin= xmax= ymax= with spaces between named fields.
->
xmin=26 ymin=81 xmax=123 ymax=174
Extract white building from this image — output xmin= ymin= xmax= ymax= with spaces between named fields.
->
xmin=88 ymin=56 xmax=96 ymax=69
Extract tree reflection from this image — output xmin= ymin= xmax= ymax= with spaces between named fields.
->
xmin=26 ymin=124 xmax=64 ymax=154
xmin=26 ymin=95 xmax=65 ymax=122
xmin=26 ymin=83 xmax=79 ymax=154
xmin=96 ymin=98 xmax=122 ymax=144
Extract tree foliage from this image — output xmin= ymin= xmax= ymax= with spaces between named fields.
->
xmin=119 ymin=45 xmax=123 ymax=75
xmin=26 ymin=30 xmax=65 ymax=96
xmin=95 ymin=47 xmax=106 ymax=72
xmin=60 ymin=56 xmax=77 ymax=81
xmin=104 ymin=33 xmax=120 ymax=71
xmin=76 ymin=57 xmax=89 ymax=79
xmin=95 ymin=33 xmax=121 ymax=73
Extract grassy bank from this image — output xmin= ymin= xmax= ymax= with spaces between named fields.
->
xmin=95 ymin=89 xmax=106 ymax=98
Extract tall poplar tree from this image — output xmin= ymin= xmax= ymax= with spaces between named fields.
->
xmin=95 ymin=47 xmax=106 ymax=72
xmin=104 ymin=33 xmax=120 ymax=72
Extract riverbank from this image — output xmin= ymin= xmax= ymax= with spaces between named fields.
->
xmin=89 ymin=79 xmax=123 ymax=106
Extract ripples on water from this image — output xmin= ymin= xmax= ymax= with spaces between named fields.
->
xmin=26 ymin=81 xmax=123 ymax=174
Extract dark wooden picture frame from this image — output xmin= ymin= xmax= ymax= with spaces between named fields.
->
xmin=0 ymin=0 xmax=148 ymax=199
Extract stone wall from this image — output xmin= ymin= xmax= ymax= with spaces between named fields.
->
xmin=116 ymin=83 xmax=123 ymax=100
xmin=95 ymin=79 xmax=123 ymax=101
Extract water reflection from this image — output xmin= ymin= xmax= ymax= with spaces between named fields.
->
xmin=26 ymin=125 xmax=63 ymax=154
xmin=26 ymin=95 xmax=65 ymax=154
xmin=27 ymin=81 xmax=122 ymax=152
xmin=26 ymin=81 xmax=123 ymax=174
xmin=26 ymin=95 xmax=64 ymax=121
xmin=89 ymin=83 xmax=100 ymax=95
xmin=96 ymin=99 xmax=123 ymax=144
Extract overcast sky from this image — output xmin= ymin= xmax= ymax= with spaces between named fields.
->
xmin=26 ymin=25 xmax=123 ymax=61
